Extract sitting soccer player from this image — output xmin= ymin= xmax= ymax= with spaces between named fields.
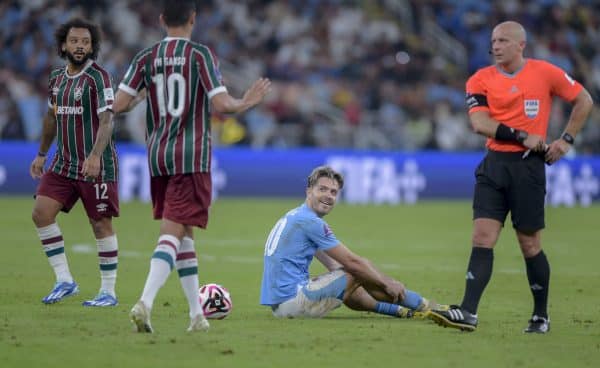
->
xmin=260 ymin=165 xmax=445 ymax=319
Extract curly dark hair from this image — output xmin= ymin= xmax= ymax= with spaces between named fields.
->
xmin=162 ymin=0 xmax=197 ymax=27
xmin=54 ymin=18 xmax=101 ymax=60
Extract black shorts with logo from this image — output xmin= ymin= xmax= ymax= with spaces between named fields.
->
xmin=472 ymin=150 xmax=546 ymax=232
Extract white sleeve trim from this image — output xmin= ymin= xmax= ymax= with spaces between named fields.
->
xmin=47 ymin=99 xmax=53 ymax=108
xmin=97 ymin=104 xmax=113 ymax=114
xmin=118 ymin=83 xmax=138 ymax=96
xmin=207 ymin=86 xmax=227 ymax=99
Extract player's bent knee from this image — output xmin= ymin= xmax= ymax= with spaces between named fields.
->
xmin=31 ymin=208 xmax=55 ymax=227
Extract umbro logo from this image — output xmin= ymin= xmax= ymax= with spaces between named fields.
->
xmin=510 ymin=85 xmax=519 ymax=93
xmin=96 ymin=203 xmax=108 ymax=212
xmin=530 ymin=283 xmax=544 ymax=291
xmin=466 ymin=271 xmax=475 ymax=280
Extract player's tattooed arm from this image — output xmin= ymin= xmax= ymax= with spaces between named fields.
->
xmin=82 ymin=110 xmax=114 ymax=178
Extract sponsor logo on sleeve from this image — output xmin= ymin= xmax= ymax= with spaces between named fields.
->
xmin=104 ymin=88 xmax=114 ymax=101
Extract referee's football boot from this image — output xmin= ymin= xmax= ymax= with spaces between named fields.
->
xmin=428 ymin=305 xmax=478 ymax=332
xmin=524 ymin=315 xmax=550 ymax=334
xmin=42 ymin=281 xmax=79 ymax=304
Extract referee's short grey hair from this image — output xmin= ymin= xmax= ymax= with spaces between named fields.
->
xmin=307 ymin=166 xmax=344 ymax=189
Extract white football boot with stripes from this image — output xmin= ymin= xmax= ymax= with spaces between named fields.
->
xmin=428 ymin=305 xmax=478 ymax=331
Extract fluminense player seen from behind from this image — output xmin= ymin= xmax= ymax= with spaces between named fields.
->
xmin=30 ymin=18 xmax=120 ymax=307
xmin=260 ymin=166 xmax=447 ymax=320
xmin=113 ymin=0 xmax=271 ymax=333
xmin=428 ymin=21 xmax=593 ymax=333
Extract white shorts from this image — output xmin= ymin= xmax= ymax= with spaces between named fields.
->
xmin=272 ymin=269 xmax=347 ymax=318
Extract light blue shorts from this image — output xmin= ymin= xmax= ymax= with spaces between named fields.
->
xmin=272 ymin=269 xmax=347 ymax=318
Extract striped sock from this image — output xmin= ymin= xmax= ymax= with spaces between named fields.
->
xmin=97 ymin=234 xmax=118 ymax=297
xmin=36 ymin=223 xmax=73 ymax=283
xmin=140 ymin=235 xmax=180 ymax=310
xmin=177 ymin=237 xmax=202 ymax=318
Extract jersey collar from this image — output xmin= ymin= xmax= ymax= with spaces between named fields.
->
xmin=496 ymin=58 xmax=528 ymax=78
xmin=64 ymin=59 xmax=94 ymax=79
xmin=163 ymin=36 xmax=189 ymax=41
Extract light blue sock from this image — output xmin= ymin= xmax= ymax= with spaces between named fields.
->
xmin=375 ymin=302 xmax=401 ymax=316
xmin=400 ymin=290 xmax=423 ymax=310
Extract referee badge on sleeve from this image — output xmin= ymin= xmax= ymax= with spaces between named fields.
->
xmin=524 ymin=99 xmax=539 ymax=118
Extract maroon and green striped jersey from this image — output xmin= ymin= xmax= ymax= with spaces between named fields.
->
xmin=119 ymin=37 xmax=226 ymax=176
xmin=47 ymin=59 xmax=117 ymax=182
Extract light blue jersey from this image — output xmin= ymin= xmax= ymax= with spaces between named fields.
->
xmin=260 ymin=203 xmax=340 ymax=305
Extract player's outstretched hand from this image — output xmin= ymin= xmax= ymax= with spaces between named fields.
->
xmin=30 ymin=156 xmax=46 ymax=179
xmin=242 ymin=78 xmax=271 ymax=108
xmin=545 ymin=138 xmax=571 ymax=165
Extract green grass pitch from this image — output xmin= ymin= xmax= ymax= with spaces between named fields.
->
xmin=1 ymin=197 xmax=599 ymax=367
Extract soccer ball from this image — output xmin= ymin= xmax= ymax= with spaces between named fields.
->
xmin=198 ymin=283 xmax=233 ymax=319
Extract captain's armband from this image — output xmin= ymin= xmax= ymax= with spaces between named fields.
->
xmin=465 ymin=93 xmax=488 ymax=109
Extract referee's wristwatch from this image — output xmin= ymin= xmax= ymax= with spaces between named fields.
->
xmin=561 ymin=132 xmax=575 ymax=145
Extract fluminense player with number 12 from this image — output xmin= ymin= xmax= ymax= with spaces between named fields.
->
xmin=30 ymin=18 xmax=120 ymax=308
xmin=113 ymin=0 xmax=270 ymax=333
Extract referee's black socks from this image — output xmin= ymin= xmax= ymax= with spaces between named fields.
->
xmin=525 ymin=250 xmax=550 ymax=319
xmin=460 ymin=246 xmax=494 ymax=315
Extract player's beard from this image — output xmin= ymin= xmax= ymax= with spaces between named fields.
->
xmin=66 ymin=50 xmax=92 ymax=66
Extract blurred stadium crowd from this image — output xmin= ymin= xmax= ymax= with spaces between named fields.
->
xmin=1 ymin=0 xmax=599 ymax=153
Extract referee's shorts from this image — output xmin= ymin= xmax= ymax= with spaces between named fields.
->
xmin=472 ymin=150 xmax=546 ymax=232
